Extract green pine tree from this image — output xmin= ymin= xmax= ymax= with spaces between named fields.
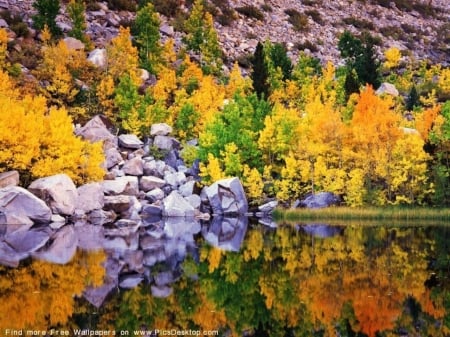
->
xmin=133 ymin=3 xmax=162 ymax=74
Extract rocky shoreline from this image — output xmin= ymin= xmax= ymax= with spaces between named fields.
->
xmin=0 ymin=116 xmax=279 ymax=305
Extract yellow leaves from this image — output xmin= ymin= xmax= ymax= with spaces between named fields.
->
xmin=0 ymin=75 xmax=105 ymax=184
xmin=226 ymin=62 xmax=250 ymax=97
xmin=106 ymin=26 xmax=140 ymax=84
xmin=242 ymin=164 xmax=264 ymax=201
xmin=200 ymin=245 xmax=223 ymax=273
xmin=345 ymin=168 xmax=366 ymax=207
xmin=243 ymin=229 xmax=264 ymax=261
xmin=438 ymin=67 xmax=450 ymax=95
xmin=0 ymin=250 xmax=105 ymax=330
xmin=199 ymin=153 xmax=226 ymax=184
xmin=151 ymin=67 xmax=177 ymax=102
xmin=384 ymin=47 xmax=402 ymax=69
xmin=415 ymin=105 xmax=440 ymax=140
xmin=0 ymin=28 xmax=8 ymax=69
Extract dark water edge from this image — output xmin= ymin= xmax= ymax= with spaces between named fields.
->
xmin=0 ymin=218 xmax=449 ymax=337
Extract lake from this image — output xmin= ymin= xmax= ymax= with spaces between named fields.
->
xmin=0 ymin=217 xmax=449 ymax=337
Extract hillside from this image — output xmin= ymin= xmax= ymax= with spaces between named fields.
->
xmin=1 ymin=0 xmax=449 ymax=69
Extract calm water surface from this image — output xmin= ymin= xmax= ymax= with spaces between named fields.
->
xmin=0 ymin=218 xmax=449 ymax=337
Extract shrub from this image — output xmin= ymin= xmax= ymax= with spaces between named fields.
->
xmin=261 ymin=3 xmax=272 ymax=12
xmin=0 ymin=10 xmax=30 ymax=38
xmin=32 ymin=0 xmax=62 ymax=37
xmin=236 ymin=5 xmax=264 ymax=21
xmin=379 ymin=25 xmax=403 ymax=40
xmin=152 ymin=0 xmax=182 ymax=17
xmin=0 ymin=71 xmax=105 ymax=185
xmin=216 ymin=7 xmax=236 ymax=26
xmin=284 ymin=8 xmax=309 ymax=32
xmin=107 ymin=0 xmax=137 ymax=11
xmin=295 ymin=40 xmax=319 ymax=53
xmin=305 ymin=9 xmax=323 ymax=24
xmin=342 ymin=17 xmax=375 ymax=30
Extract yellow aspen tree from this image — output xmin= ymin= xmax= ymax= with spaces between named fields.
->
xmin=0 ymin=28 xmax=8 ymax=70
xmin=105 ymin=26 xmax=140 ymax=84
xmin=347 ymin=86 xmax=402 ymax=204
xmin=242 ymin=164 xmax=264 ymax=201
xmin=199 ymin=153 xmax=226 ymax=184
xmin=225 ymin=62 xmax=251 ymax=97
xmin=384 ymin=47 xmax=402 ymax=69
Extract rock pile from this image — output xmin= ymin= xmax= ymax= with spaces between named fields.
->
xmin=0 ymin=0 xmax=448 ymax=70
xmin=0 ymin=116 xmax=278 ymax=304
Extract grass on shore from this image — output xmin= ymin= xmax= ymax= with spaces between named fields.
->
xmin=273 ymin=206 xmax=450 ymax=224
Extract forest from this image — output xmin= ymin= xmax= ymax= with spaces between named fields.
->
xmin=0 ymin=0 xmax=449 ymax=207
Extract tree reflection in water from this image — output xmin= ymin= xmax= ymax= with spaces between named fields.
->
xmin=0 ymin=220 xmax=449 ymax=337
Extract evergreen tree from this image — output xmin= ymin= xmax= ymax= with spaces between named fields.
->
xmin=183 ymin=0 xmax=223 ymax=75
xmin=338 ymin=31 xmax=380 ymax=91
xmin=406 ymin=85 xmax=420 ymax=111
xmin=32 ymin=0 xmax=62 ymax=38
xmin=251 ymin=42 xmax=269 ymax=100
xmin=133 ymin=3 xmax=162 ymax=74
xmin=67 ymin=0 xmax=88 ymax=44
xmin=269 ymin=42 xmax=292 ymax=81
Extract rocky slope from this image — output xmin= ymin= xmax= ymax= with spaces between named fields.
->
xmin=0 ymin=0 xmax=448 ymax=69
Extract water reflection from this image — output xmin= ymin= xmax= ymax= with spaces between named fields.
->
xmin=0 ymin=219 xmax=449 ymax=337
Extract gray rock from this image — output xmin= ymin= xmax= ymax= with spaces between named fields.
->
xmin=154 ymin=271 xmax=175 ymax=286
xmin=49 ymin=214 xmax=66 ymax=229
xmin=375 ymin=82 xmax=399 ymax=97
xmin=32 ymin=225 xmax=78 ymax=264
xmin=122 ymin=156 xmax=144 ymax=176
xmin=102 ymin=176 xmax=139 ymax=196
xmin=202 ymin=177 xmax=248 ymax=215
xmin=185 ymin=195 xmax=201 ymax=209
xmin=0 ymin=186 xmax=52 ymax=224
xmin=159 ymin=24 xmax=174 ymax=37
xmin=63 ymin=37 xmax=85 ymax=50
xmin=153 ymin=135 xmax=178 ymax=151
xmin=0 ymin=212 xmax=34 ymax=227
xmin=28 ymin=174 xmax=77 ymax=215
xmin=162 ymin=191 xmax=195 ymax=217
xmin=179 ymin=180 xmax=196 ymax=197
xmin=0 ymin=171 xmax=19 ymax=188
xmin=119 ymin=274 xmax=143 ymax=289
xmin=151 ymin=285 xmax=173 ymax=298
xmin=76 ymin=182 xmax=104 ymax=213
xmin=118 ymin=134 xmax=143 ymax=149
xmin=150 ymin=123 xmax=173 ymax=136
xmin=75 ymin=224 xmax=105 ymax=250
xmin=203 ymin=216 xmax=248 ymax=252
xmin=123 ymin=250 xmax=144 ymax=272
xmin=145 ymin=187 xmax=165 ymax=201
xmin=87 ymin=48 xmax=107 ymax=69
xmin=258 ymin=200 xmax=278 ymax=213
xmin=5 ymin=228 xmax=51 ymax=253
xmin=142 ymin=204 xmax=162 ymax=217
xmin=105 ymin=147 xmax=124 ymax=169
xmin=164 ymin=171 xmax=186 ymax=188
xmin=299 ymin=192 xmax=340 ymax=209
xmin=0 ymin=241 xmax=29 ymax=267
xmin=140 ymin=176 xmax=166 ymax=192
xmin=103 ymin=195 xmax=132 ymax=213
xmin=143 ymin=160 xmax=168 ymax=177
xmin=75 ymin=115 xmax=117 ymax=150
xmin=140 ymin=234 xmax=164 ymax=250
xmin=83 ymin=257 xmax=123 ymax=308
xmin=87 ymin=209 xmax=117 ymax=225
xmin=163 ymin=217 xmax=201 ymax=238
xmin=301 ymin=224 xmax=343 ymax=238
